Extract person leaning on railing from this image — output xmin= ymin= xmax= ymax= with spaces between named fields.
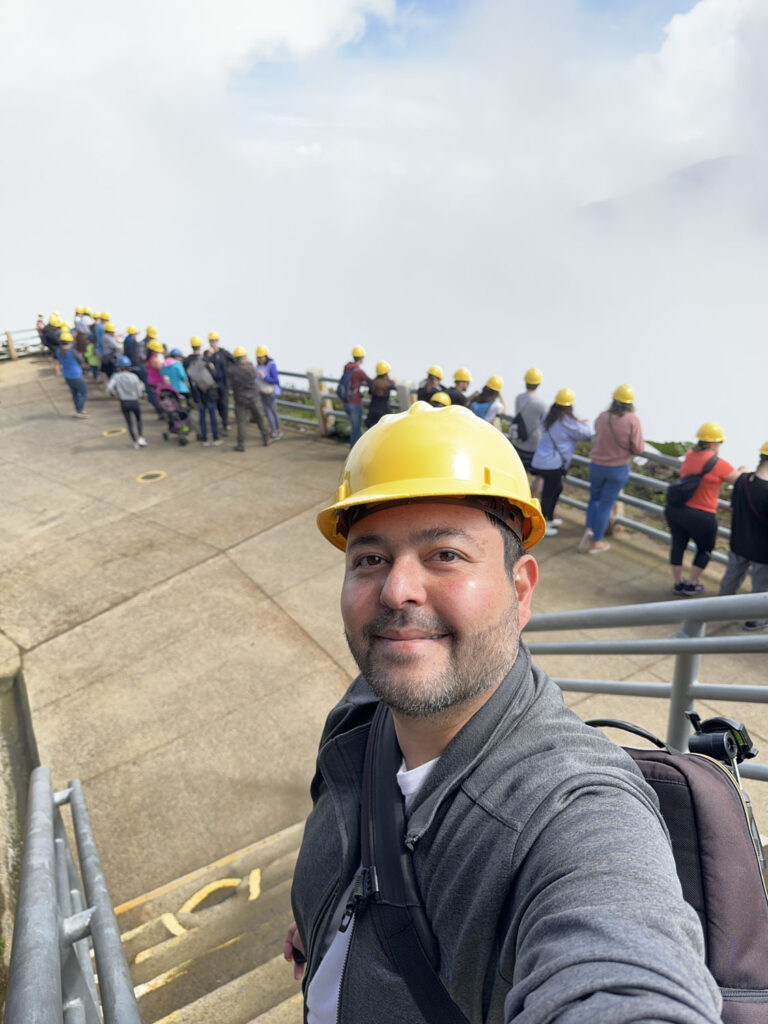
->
xmin=718 ymin=439 xmax=768 ymax=630
xmin=666 ymin=421 xmax=746 ymax=597
xmin=578 ymin=384 xmax=644 ymax=556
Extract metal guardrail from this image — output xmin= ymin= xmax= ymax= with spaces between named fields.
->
xmin=3 ymin=767 xmax=141 ymax=1024
xmin=525 ymin=592 xmax=768 ymax=777
xmin=1 ymin=328 xmax=43 ymax=360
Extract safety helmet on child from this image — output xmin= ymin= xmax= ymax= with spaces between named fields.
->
xmin=613 ymin=384 xmax=635 ymax=404
xmin=427 ymin=365 xmax=443 ymax=380
xmin=453 ymin=367 xmax=472 ymax=383
xmin=317 ymin=402 xmax=545 ymax=551
xmin=524 ymin=367 xmax=543 ymax=385
xmin=352 ymin=345 xmax=366 ymax=359
xmin=233 ymin=346 xmax=247 ymax=358
xmin=148 ymin=340 xmax=164 ymax=353
xmin=117 ymin=356 xmax=131 ymax=368
xmin=696 ymin=422 xmax=725 ymax=443
xmin=376 ymin=360 xmax=391 ymax=376
xmin=485 ymin=375 xmax=504 ymax=392
xmin=430 ymin=391 xmax=451 ymax=407
xmin=554 ymin=388 xmax=574 ymax=407
xmin=256 ymin=345 xmax=269 ymax=358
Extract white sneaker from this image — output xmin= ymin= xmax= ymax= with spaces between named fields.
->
xmin=545 ymin=524 xmax=559 ymax=536
xmin=548 ymin=518 xmax=563 ymax=528
xmin=138 ymin=437 xmax=148 ymax=447
xmin=578 ymin=528 xmax=594 ymax=554
xmin=132 ymin=442 xmax=140 ymax=450
xmin=202 ymin=440 xmax=212 ymax=447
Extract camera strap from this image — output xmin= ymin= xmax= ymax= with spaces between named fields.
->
xmin=361 ymin=703 xmax=471 ymax=1024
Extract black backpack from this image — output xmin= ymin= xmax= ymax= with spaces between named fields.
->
xmin=361 ymin=706 xmax=768 ymax=1024
xmin=666 ymin=453 xmax=718 ymax=508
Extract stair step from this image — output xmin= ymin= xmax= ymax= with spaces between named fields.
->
xmin=151 ymin=954 xmax=301 ymax=1024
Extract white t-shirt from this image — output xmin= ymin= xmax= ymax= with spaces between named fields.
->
xmin=306 ymin=756 xmax=439 ymax=1024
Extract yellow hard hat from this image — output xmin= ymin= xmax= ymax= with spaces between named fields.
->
xmin=148 ymin=339 xmax=164 ymax=353
xmin=233 ymin=346 xmax=247 ymax=358
xmin=126 ymin=325 xmax=138 ymax=335
xmin=430 ymin=391 xmax=451 ymax=407
xmin=59 ymin=331 xmax=73 ymax=343
xmin=101 ymin=311 xmax=110 ymax=321
xmin=49 ymin=314 xmax=61 ymax=327
xmin=256 ymin=345 xmax=269 ymax=358
xmin=104 ymin=322 xmax=116 ymax=334
xmin=760 ymin=441 xmax=768 ymax=457
xmin=427 ymin=365 xmax=443 ymax=380
xmin=190 ymin=336 xmax=202 ymax=348
xmin=453 ymin=367 xmax=472 ymax=383
xmin=352 ymin=345 xmax=366 ymax=359
xmin=147 ymin=326 xmax=158 ymax=339
xmin=75 ymin=305 xmax=84 ymax=314
xmin=60 ymin=320 xmax=70 ymax=330
xmin=613 ymin=384 xmax=635 ymax=404
xmin=524 ymin=367 xmax=543 ymax=386
xmin=485 ymin=375 xmax=504 ymax=392
xmin=376 ymin=360 xmax=391 ymax=376
xmin=554 ymin=388 xmax=574 ymax=407
xmin=209 ymin=331 xmax=219 ymax=342
xmin=83 ymin=306 xmax=91 ymax=315
xmin=317 ymin=403 xmax=545 ymax=551
xmin=696 ymin=421 xmax=724 ymax=443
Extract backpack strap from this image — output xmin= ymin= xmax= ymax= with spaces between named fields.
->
xmin=361 ymin=704 xmax=471 ymax=1024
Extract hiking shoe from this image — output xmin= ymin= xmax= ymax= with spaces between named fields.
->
xmin=743 ymin=620 xmax=768 ymax=631
xmin=672 ymin=582 xmax=687 ymax=595
xmin=578 ymin=529 xmax=594 ymax=554
xmin=682 ymin=582 xmax=705 ymax=596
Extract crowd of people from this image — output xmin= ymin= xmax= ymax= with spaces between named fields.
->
xmin=339 ymin=347 xmax=767 ymax=626
xmin=37 ymin=309 xmax=283 ymax=452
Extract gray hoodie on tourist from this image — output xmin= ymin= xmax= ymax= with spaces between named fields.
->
xmin=291 ymin=646 xmax=722 ymax=1023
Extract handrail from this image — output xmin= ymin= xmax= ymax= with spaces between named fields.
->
xmin=525 ymin=593 xmax=768 ymax=772
xmin=3 ymin=767 xmax=142 ymax=1024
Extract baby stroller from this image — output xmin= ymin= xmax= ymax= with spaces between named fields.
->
xmin=156 ymin=384 xmax=192 ymax=446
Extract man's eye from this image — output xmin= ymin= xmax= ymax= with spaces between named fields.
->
xmin=356 ymin=554 xmax=384 ymax=568
xmin=434 ymin=550 xmax=460 ymax=562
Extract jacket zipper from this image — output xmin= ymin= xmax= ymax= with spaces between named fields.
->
xmin=335 ymin=866 xmax=380 ymax=1024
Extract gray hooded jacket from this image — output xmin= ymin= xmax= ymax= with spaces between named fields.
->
xmin=291 ymin=647 xmax=722 ymax=1023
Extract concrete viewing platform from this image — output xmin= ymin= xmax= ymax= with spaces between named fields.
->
xmin=2 ymin=354 xmax=767 ymax=913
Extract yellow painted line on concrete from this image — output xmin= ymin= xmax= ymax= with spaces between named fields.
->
xmin=179 ymin=877 xmax=240 ymax=914
xmin=135 ymin=929 xmax=195 ymax=966
xmin=102 ymin=427 xmax=127 ymax=437
xmin=136 ymin=470 xmax=167 ymax=483
xmin=161 ymin=912 xmax=187 ymax=937
xmin=134 ymin=960 xmax=191 ymax=1000
xmin=120 ymin=912 xmax=187 ymax=945
xmin=114 ymin=821 xmax=304 ymax=917
xmin=249 ymin=867 xmax=262 ymax=901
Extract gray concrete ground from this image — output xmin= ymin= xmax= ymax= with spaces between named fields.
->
xmin=2 ymin=354 xmax=767 ymax=914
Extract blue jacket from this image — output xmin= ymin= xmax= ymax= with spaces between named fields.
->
xmin=58 ymin=348 xmax=83 ymax=380
xmin=531 ymin=415 xmax=592 ymax=471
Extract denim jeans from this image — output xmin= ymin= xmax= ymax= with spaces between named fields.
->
xmin=586 ymin=463 xmax=631 ymax=542
xmin=346 ymin=403 xmax=363 ymax=446
xmin=199 ymin=400 xmax=219 ymax=442
xmin=66 ymin=376 xmax=88 ymax=412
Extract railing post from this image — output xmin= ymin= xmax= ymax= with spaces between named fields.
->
xmin=306 ymin=369 xmax=328 ymax=436
xmin=5 ymin=330 xmax=18 ymax=361
xmin=396 ymin=381 xmax=414 ymax=410
xmin=666 ymin=618 xmax=705 ymax=750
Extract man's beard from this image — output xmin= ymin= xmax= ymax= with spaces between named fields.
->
xmin=344 ymin=603 xmax=519 ymax=719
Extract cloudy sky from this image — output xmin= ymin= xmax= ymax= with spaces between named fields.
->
xmin=1 ymin=0 xmax=766 ymax=457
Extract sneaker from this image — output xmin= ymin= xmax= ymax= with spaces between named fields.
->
xmin=588 ymin=542 xmax=611 ymax=555
xmin=743 ymin=620 xmax=768 ymax=631
xmin=212 ymin=439 xmax=224 ymax=446
xmin=132 ymin=441 xmax=140 ymax=450
xmin=578 ymin=529 xmax=594 ymax=554
xmin=544 ymin=525 xmax=559 ymax=537
xmin=138 ymin=437 xmax=148 ymax=447
xmin=682 ymin=582 xmax=705 ymax=596
xmin=202 ymin=440 xmax=212 ymax=447
xmin=672 ymin=582 xmax=687 ymax=595
xmin=548 ymin=518 xmax=563 ymax=528
xmin=271 ymin=431 xmax=282 ymax=439
xmin=75 ymin=411 xmax=88 ymax=418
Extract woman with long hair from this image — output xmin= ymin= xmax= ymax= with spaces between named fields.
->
xmin=366 ymin=360 xmax=396 ymax=428
xmin=531 ymin=388 xmax=592 ymax=535
xmin=579 ymin=384 xmax=644 ymax=555
xmin=469 ymin=375 xmax=505 ymax=422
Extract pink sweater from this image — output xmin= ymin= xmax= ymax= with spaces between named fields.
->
xmin=590 ymin=410 xmax=644 ymax=466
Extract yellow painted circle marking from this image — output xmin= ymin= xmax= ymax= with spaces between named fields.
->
xmin=136 ymin=470 xmax=167 ymax=484
xmin=103 ymin=427 xmax=127 ymax=437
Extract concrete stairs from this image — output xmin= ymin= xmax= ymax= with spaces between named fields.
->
xmin=117 ymin=823 xmax=305 ymax=1024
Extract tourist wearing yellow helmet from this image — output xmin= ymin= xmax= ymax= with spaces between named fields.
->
xmin=579 ymin=385 xmax=645 ymax=555
xmin=530 ymin=390 xmax=592 ymax=535
xmin=290 ymin=401 xmax=719 ymax=1023
xmin=511 ymin=368 xmax=546 ymax=500
xmin=56 ymin=328 xmax=89 ymax=418
xmin=469 ymin=375 xmax=505 ymax=424
xmin=718 ymin=440 xmax=768 ymax=629
xmin=430 ymin=390 xmax=451 ymax=407
xmin=40 ymin=313 xmax=63 ymax=366
xmin=256 ymin=346 xmax=283 ymax=439
xmin=340 ymin=346 xmax=371 ymax=448
xmin=205 ymin=331 xmax=231 ymax=435
xmin=365 ymin=360 xmax=397 ymax=430
xmin=228 ymin=347 xmax=271 ymax=451
xmin=416 ymin=365 xmax=444 ymax=404
xmin=447 ymin=367 xmax=472 ymax=407
xmin=665 ymin=424 xmax=746 ymax=596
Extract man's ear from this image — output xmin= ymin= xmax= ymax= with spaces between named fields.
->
xmin=513 ymin=554 xmax=538 ymax=630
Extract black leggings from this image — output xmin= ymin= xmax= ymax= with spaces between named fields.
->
xmin=121 ymin=400 xmax=143 ymax=442
xmin=535 ymin=467 xmax=566 ymax=521
xmin=665 ymin=504 xmax=717 ymax=569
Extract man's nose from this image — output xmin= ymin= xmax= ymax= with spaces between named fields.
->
xmin=379 ymin=555 xmax=427 ymax=608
